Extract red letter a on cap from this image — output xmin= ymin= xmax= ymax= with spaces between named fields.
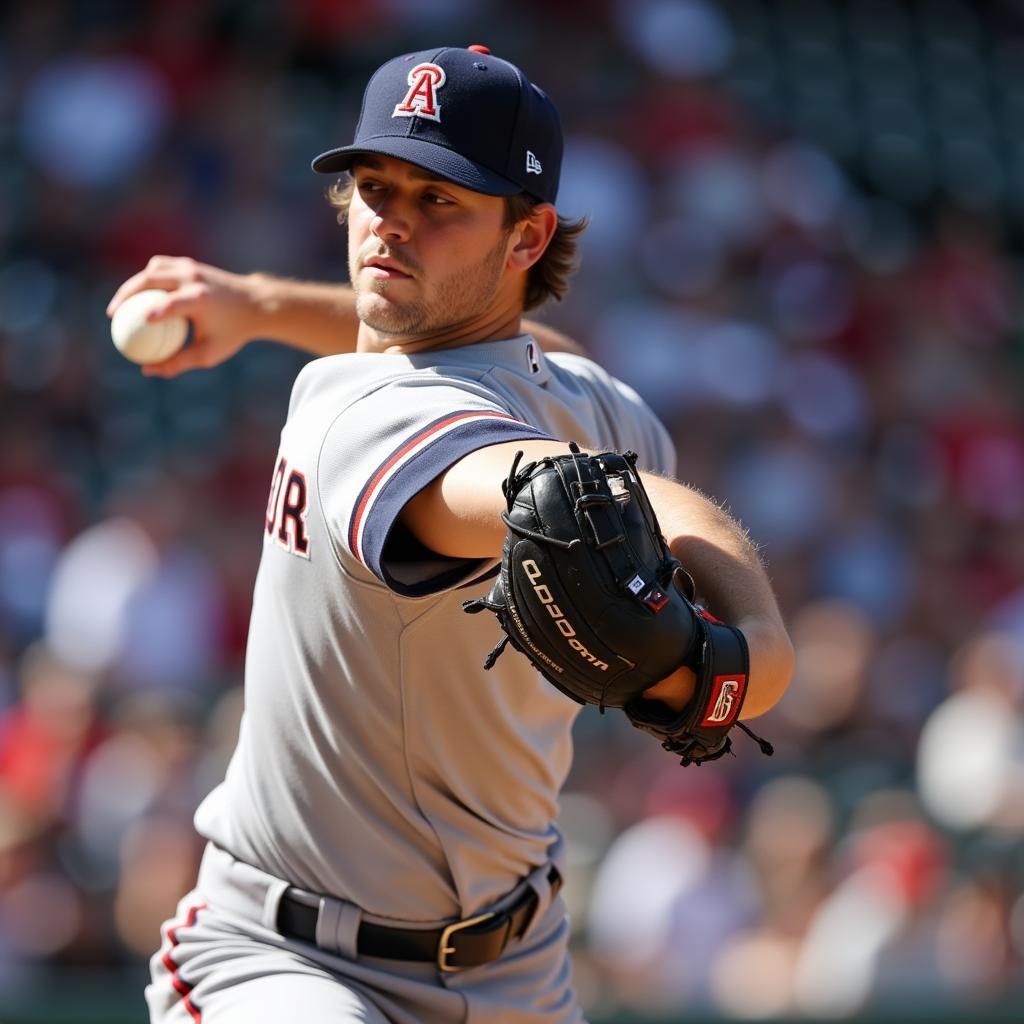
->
xmin=393 ymin=63 xmax=447 ymax=122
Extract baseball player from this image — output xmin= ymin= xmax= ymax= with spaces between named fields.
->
xmin=111 ymin=45 xmax=794 ymax=1024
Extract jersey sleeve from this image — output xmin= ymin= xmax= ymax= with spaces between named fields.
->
xmin=318 ymin=375 xmax=554 ymax=597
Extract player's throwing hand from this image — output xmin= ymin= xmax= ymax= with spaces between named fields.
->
xmin=106 ymin=256 xmax=264 ymax=377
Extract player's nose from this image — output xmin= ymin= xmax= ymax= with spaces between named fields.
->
xmin=369 ymin=195 xmax=413 ymax=244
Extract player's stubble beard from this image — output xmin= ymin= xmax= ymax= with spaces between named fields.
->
xmin=352 ymin=229 xmax=511 ymax=339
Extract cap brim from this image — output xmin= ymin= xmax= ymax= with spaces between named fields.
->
xmin=311 ymin=135 xmax=521 ymax=197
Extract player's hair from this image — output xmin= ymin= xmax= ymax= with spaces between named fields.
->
xmin=327 ymin=180 xmax=587 ymax=311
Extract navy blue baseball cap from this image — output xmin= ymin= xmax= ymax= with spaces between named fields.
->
xmin=311 ymin=45 xmax=562 ymax=204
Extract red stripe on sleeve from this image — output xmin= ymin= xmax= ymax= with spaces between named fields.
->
xmin=348 ymin=411 xmax=516 ymax=563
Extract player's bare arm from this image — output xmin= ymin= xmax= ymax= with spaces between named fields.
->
xmin=106 ymin=256 xmax=584 ymax=378
xmin=401 ymin=439 xmax=795 ymax=720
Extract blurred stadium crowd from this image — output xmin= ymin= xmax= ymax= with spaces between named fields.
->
xmin=1 ymin=0 xmax=1023 ymax=1019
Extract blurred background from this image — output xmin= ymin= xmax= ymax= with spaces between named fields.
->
xmin=2 ymin=0 xmax=1024 ymax=1021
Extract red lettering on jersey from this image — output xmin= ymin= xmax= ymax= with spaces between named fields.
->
xmin=266 ymin=455 xmax=310 ymax=559
xmin=276 ymin=469 xmax=310 ymax=559
xmin=265 ymin=455 xmax=287 ymax=535
xmin=393 ymin=63 xmax=446 ymax=122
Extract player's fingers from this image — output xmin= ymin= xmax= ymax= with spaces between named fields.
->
xmin=106 ymin=256 xmax=202 ymax=317
xmin=107 ymin=272 xmax=154 ymax=317
xmin=140 ymin=341 xmax=205 ymax=378
xmin=139 ymin=326 xmax=234 ymax=378
xmin=140 ymin=282 xmax=208 ymax=323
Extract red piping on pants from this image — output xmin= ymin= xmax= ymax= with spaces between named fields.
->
xmin=161 ymin=902 xmax=207 ymax=1023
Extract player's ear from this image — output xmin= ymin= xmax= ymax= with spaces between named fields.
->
xmin=506 ymin=203 xmax=558 ymax=272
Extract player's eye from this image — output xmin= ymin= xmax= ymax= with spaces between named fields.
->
xmin=423 ymin=192 xmax=454 ymax=206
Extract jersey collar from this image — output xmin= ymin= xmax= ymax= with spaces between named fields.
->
xmin=407 ymin=334 xmax=552 ymax=383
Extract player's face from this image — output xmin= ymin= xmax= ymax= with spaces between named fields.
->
xmin=347 ymin=156 xmax=515 ymax=338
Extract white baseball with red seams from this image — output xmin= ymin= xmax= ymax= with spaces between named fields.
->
xmin=110 ymin=288 xmax=189 ymax=364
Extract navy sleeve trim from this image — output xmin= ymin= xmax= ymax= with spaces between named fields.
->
xmin=348 ymin=410 xmax=553 ymax=593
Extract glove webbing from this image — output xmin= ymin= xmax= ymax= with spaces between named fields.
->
xmin=487 ymin=446 xmax=691 ymax=682
xmin=553 ymin=446 xmax=673 ymax=613
xmin=497 ymin=450 xmax=652 ymax=601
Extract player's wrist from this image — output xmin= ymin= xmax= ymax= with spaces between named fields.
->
xmin=247 ymin=272 xmax=288 ymax=322
xmin=245 ymin=274 xmax=361 ymax=356
xmin=244 ymin=272 xmax=311 ymax=347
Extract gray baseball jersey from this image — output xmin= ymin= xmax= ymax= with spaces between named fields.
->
xmin=194 ymin=335 xmax=675 ymax=923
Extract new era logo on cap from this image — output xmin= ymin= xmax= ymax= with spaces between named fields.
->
xmin=311 ymin=45 xmax=563 ymax=205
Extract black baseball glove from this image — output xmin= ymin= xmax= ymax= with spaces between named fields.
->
xmin=464 ymin=444 xmax=772 ymax=766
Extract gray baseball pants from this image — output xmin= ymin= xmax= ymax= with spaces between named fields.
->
xmin=146 ymin=843 xmax=584 ymax=1024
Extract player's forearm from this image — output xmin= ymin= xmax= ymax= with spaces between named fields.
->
xmin=401 ymin=439 xmax=568 ymax=557
xmin=408 ymin=438 xmax=780 ymax=618
xmin=403 ymin=442 xmax=793 ymax=717
xmin=732 ymin=617 xmax=794 ymax=718
xmin=248 ymin=274 xmax=361 ymax=356
xmin=642 ymin=475 xmax=794 ymax=718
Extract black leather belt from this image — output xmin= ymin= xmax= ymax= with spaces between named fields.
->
xmin=276 ymin=866 xmax=562 ymax=973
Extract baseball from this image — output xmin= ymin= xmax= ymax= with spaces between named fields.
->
xmin=110 ymin=289 xmax=189 ymax=364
